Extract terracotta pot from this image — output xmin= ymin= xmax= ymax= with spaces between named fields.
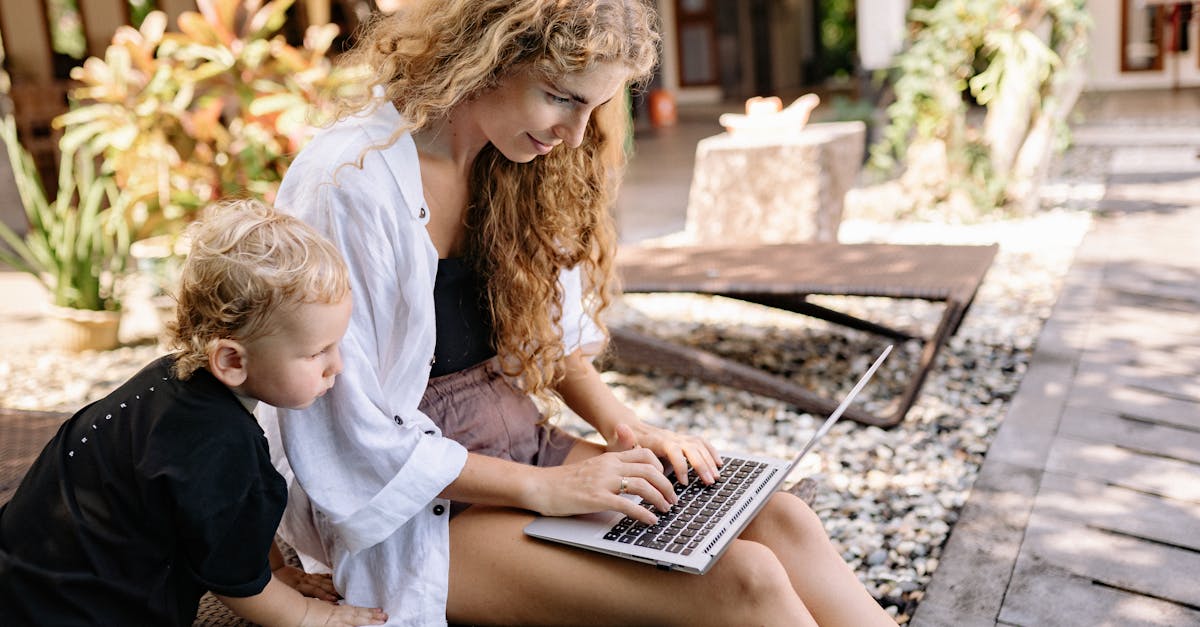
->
xmin=647 ymin=89 xmax=677 ymax=128
xmin=44 ymin=304 xmax=122 ymax=352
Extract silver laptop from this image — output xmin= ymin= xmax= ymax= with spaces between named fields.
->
xmin=524 ymin=345 xmax=893 ymax=575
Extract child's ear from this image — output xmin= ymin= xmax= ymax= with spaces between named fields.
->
xmin=208 ymin=339 xmax=248 ymax=388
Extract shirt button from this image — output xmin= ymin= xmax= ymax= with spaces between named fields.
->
xmin=432 ymin=504 xmax=445 ymax=516
xmin=418 ymin=207 xmax=427 ymax=219
xmin=429 ymin=355 xmax=436 ymax=367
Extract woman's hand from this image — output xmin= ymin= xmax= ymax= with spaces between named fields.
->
xmin=531 ymin=443 xmax=676 ymax=525
xmin=273 ymin=565 xmax=340 ymax=602
xmin=300 ymin=598 xmax=387 ymax=627
xmin=612 ymin=422 xmax=723 ymax=487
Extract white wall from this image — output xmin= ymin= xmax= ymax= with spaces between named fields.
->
xmin=1084 ymin=0 xmax=1200 ymax=91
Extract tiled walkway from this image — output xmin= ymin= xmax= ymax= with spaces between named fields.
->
xmin=912 ymin=91 xmax=1200 ymax=626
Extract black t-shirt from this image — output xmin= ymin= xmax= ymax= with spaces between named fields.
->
xmin=432 ymin=256 xmax=497 ymax=377
xmin=0 ymin=355 xmax=287 ymax=626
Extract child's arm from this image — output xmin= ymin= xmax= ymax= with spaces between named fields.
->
xmin=269 ymin=541 xmax=340 ymax=602
xmin=215 ymin=575 xmax=386 ymax=627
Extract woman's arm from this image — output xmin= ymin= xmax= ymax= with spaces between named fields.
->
xmin=216 ymin=576 xmax=386 ymax=627
xmin=555 ymin=349 xmax=723 ymax=484
xmin=439 ymin=447 xmax=673 ymax=524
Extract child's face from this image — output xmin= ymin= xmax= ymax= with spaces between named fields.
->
xmin=236 ymin=294 xmax=352 ymax=409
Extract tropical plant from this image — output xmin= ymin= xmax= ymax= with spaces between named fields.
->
xmin=57 ymin=0 xmax=355 ymax=240
xmin=0 ymin=112 xmax=131 ymax=311
xmin=869 ymin=0 xmax=1091 ymax=216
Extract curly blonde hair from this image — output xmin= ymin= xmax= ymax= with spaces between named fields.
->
xmin=335 ymin=0 xmax=659 ymax=400
xmin=166 ymin=199 xmax=350 ymax=379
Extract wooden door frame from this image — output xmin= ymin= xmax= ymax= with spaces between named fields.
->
xmin=1120 ymin=0 xmax=1165 ymax=72
xmin=674 ymin=0 xmax=719 ymax=87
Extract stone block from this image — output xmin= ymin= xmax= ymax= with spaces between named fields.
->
xmin=684 ymin=121 xmax=865 ymax=244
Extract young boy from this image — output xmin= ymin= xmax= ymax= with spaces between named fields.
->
xmin=0 ymin=200 xmax=386 ymax=626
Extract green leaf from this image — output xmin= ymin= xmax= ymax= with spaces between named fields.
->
xmin=247 ymin=0 xmax=296 ymax=41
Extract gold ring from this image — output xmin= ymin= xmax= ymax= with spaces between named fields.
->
xmin=619 ymin=477 xmax=629 ymax=494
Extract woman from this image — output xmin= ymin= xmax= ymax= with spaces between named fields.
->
xmin=263 ymin=1 xmax=895 ymax=625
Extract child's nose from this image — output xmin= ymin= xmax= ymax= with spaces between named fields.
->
xmin=326 ymin=348 xmax=344 ymax=377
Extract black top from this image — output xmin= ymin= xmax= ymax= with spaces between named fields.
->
xmin=432 ymin=257 xmax=496 ymax=377
xmin=0 ymin=356 xmax=287 ymax=626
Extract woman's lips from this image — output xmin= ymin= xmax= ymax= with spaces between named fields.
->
xmin=528 ymin=133 xmax=554 ymax=155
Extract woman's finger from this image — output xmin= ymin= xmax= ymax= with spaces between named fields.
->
xmin=614 ymin=473 xmax=672 ymax=511
xmin=607 ymin=490 xmax=659 ymax=525
xmin=684 ymin=444 xmax=719 ymax=484
xmin=616 ymin=446 xmax=664 ymax=472
xmin=663 ymin=446 xmax=691 ymax=486
xmin=703 ymin=438 xmax=724 ymax=467
xmin=619 ymin=473 xmax=674 ymax=511
xmin=608 ymin=422 xmax=639 ymax=452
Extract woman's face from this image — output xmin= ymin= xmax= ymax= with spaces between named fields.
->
xmin=473 ymin=61 xmax=630 ymax=163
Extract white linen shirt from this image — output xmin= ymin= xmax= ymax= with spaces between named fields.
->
xmin=257 ymin=102 xmax=604 ymax=626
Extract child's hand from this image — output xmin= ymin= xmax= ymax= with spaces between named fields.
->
xmin=301 ymin=598 xmax=387 ymax=626
xmin=274 ymin=564 xmax=340 ymax=602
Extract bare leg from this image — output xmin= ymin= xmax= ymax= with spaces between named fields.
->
xmin=447 ymin=506 xmax=814 ymax=626
xmin=555 ymin=439 xmax=894 ymax=626
xmin=739 ymin=493 xmax=895 ymax=626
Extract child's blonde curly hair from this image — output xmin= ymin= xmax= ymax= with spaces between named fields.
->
xmin=166 ymin=199 xmax=350 ymax=379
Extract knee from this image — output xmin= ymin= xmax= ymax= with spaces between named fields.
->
xmin=754 ymin=492 xmax=827 ymax=541
xmin=711 ymin=541 xmax=794 ymax=607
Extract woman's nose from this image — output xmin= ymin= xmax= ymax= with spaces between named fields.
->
xmin=556 ymin=112 xmax=589 ymax=148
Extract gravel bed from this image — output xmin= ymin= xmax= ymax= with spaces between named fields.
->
xmin=566 ymin=207 xmax=1091 ymax=623
xmin=0 ymin=190 xmax=1093 ymax=625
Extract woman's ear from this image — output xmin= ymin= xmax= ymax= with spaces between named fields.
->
xmin=208 ymin=339 xmax=249 ymax=388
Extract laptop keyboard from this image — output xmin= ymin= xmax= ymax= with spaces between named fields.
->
xmin=603 ymin=457 xmax=766 ymax=555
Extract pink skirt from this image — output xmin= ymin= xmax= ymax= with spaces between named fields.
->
xmin=419 ymin=358 xmax=578 ymax=517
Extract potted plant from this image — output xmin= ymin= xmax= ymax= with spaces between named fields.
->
xmin=54 ymin=0 xmax=355 ymax=314
xmin=0 ymin=111 xmax=132 ymax=351
xmin=58 ymin=0 xmax=355 ymax=242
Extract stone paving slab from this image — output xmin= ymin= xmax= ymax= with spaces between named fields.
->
xmin=1018 ymin=509 xmax=1200 ymax=608
xmin=1073 ymin=340 xmax=1200 ymax=376
xmin=1034 ymin=472 xmax=1200 ymax=554
xmin=1071 ymin=125 xmax=1200 ymax=146
xmin=1071 ymin=360 xmax=1200 ymax=407
xmin=1058 ymin=407 xmax=1200 ymax=465
xmin=1045 ymin=436 xmax=1200 ymax=502
xmin=999 ymin=552 xmax=1200 ymax=627
xmin=1065 ymin=385 xmax=1200 ymax=431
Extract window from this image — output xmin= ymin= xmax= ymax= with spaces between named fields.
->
xmin=1122 ymin=0 xmax=1164 ymax=72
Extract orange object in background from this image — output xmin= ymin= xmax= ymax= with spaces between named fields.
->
xmin=647 ymin=89 xmax=677 ymax=128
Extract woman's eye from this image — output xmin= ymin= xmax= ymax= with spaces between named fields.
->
xmin=548 ymin=93 xmax=571 ymax=105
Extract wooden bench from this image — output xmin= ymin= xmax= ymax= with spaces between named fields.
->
xmin=612 ymin=242 xmax=999 ymax=427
